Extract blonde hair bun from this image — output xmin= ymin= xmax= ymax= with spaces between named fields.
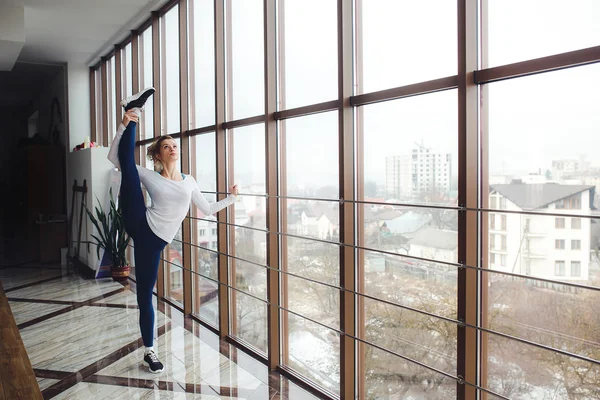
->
xmin=146 ymin=135 xmax=174 ymax=172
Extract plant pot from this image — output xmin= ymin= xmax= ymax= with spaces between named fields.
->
xmin=111 ymin=265 xmax=130 ymax=281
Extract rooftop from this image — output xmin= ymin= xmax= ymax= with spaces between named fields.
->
xmin=491 ymin=183 xmax=594 ymax=210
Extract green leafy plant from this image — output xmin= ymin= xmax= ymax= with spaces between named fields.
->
xmin=85 ymin=189 xmax=130 ymax=268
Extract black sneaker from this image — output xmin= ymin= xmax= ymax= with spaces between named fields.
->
xmin=142 ymin=349 xmax=164 ymax=374
xmin=121 ymin=87 xmax=155 ymax=112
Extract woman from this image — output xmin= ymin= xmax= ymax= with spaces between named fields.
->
xmin=107 ymin=87 xmax=238 ymax=373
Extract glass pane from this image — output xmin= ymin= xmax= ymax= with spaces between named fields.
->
xmin=280 ymin=235 xmax=340 ymax=398
xmin=141 ymin=144 xmax=154 ymax=207
xmin=228 ymin=122 xmax=267 ymax=354
xmin=286 ymin=200 xmax=339 ymax=242
xmin=165 ymin=235 xmax=183 ymax=305
xmin=285 ymin=236 xmax=339 ymax=286
xmin=235 ymin=196 xmax=265 ymax=231
xmin=486 ymin=330 xmax=600 ymax=399
xmin=358 ymin=0 xmax=457 ymax=94
xmin=485 ymin=209 xmax=600 ymax=397
xmin=191 ymin=214 xmax=219 ymax=326
xmin=161 ymin=5 xmax=181 ymax=135
xmin=141 ymin=144 xmax=154 ymax=171
xmin=189 ymin=127 xmax=219 ymax=293
xmin=192 ymin=217 xmax=218 ymax=253
xmin=362 ymin=249 xmax=457 ymax=319
xmin=282 ymin=111 xmax=338 ymax=200
xmin=139 ymin=27 xmax=154 ymax=140
xmin=364 ymin=343 xmax=456 ymax=399
xmin=229 ymin=124 xmax=266 ymax=195
xmin=122 ymin=43 xmax=133 ymax=99
xmin=231 ymin=290 xmax=267 ymax=354
xmin=484 ymin=63 xmax=600 ymax=398
xmin=232 ymin=259 xmax=266 ymax=300
xmin=165 ymin=262 xmax=183 ymax=304
xmin=486 ymin=270 xmax=600 ymax=359
xmin=487 ymin=65 xmax=600 ymax=211
xmin=486 ymin=212 xmax=593 ymax=281
xmin=484 ymin=0 xmax=600 ymax=68
xmin=361 ymin=90 xmax=458 ymax=205
xmin=231 ymin=226 xmax=266 ymax=266
xmin=280 ymin=0 xmax=337 ymax=109
xmin=192 ymin=249 xmax=219 ymax=327
xmin=361 ymin=204 xmax=458 ymax=264
xmin=228 ymin=0 xmax=264 ymax=120
xmin=108 ymin=56 xmax=117 ymax=145
xmin=285 ymin=312 xmax=340 ymax=395
xmin=188 ymin=0 xmax=215 ymax=128
xmin=190 ymin=133 xmax=216 ymax=192
xmin=94 ymin=68 xmax=104 ymax=145
xmin=287 ymin=275 xmax=338 ymax=329
xmin=364 ymin=298 xmax=456 ymax=375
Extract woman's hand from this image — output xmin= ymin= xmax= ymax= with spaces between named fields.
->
xmin=229 ymin=184 xmax=239 ymax=196
xmin=122 ymin=110 xmax=138 ymax=127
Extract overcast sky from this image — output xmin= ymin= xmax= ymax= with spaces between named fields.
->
xmin=158 ymin=0 xmax=600 ymax=190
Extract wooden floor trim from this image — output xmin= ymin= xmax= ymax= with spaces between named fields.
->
xmin=0 ymin=282 xmax=43 ymax=400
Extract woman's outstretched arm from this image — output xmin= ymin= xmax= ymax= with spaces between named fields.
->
xmin=191 ymin=179 xmax=238 ymax=216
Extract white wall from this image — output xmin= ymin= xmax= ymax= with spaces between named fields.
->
xmin=67 ymin=62 xmax=91 ymax=150
xmin=489 ymin=196 xmax=521 ymax=274
xmin=66 ymin=147 xmax=117 ymax=271
xmin=542 ymin=190 xmax=591 ymax=280
xmin=492 ymin=191 xmax=591 ymax=281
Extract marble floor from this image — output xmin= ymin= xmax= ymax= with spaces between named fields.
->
xmin=1 ymin=263 xmax=323 ymax=399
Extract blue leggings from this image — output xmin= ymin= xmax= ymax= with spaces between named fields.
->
xmin=118 ymin=122 xmax=167 ymax=347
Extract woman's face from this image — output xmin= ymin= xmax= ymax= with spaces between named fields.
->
xmin=157 ymin=139 xmax=179 ymax=162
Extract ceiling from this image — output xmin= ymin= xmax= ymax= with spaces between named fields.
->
xmin=0 ymin=0 xmax=169 ymax=107
xmin=18 ymin=0 xmax=167 ymax=65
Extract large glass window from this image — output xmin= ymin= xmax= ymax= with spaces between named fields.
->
xmin=356 ymin=0 xmax=457 ymax=94
xmin=362 ymin=90 xmax=458 ymax=206
xmin=227 ymin=124 xmax=267 ymax=353
xmin=160 ymin=137 xmax=183 ymax=304
xmin=280 ymin=111 xmax=340 ymax=394
xmin=282 ymin=112 xmax=339 ymax=201
xmin=94 ymin=68 xmax=104 ymax=145
xmin=164 ymin=227 xmax=184 ymax=306
xmin=484 ymin=0 xmax=600 ymax=68
xmin=279 ymin=0 xmax=337 ymax=109
xmin=139 ymin=26 xmax=154 ymax=140
xmin=188 ymin=0 xmax=215 ymax=129
xmin=484 ymin=64 xmax=600 ymax=398
xmin=90 ymin=2 xmax=600 ymax=398
xmin=190 ymin=132 xmax=219 ymax=326
xmin=107 ymin=55 xmax=116 ymax=145
xmin=226 ymin=0 xmax=264 ymax=120
xmin=357 ymin=90 xmax=459 ymax=398
xmin=121 ymin=42 xmax=133 ymax=99
xmin=160 ymin=5 xmax=181 ymax=134
xmin=487 ymin=65 xmax=600 ymax=200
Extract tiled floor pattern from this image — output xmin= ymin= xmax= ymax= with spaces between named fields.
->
xmin=2 ymin=265 xmax=324 ymax=399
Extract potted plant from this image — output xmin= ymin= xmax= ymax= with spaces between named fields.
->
xmin=85 ymin=190 xmax=131 ymax=281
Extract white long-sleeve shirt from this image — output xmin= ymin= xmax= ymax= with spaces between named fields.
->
xmin=108 ymin=124 xmax=236 ymax=244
